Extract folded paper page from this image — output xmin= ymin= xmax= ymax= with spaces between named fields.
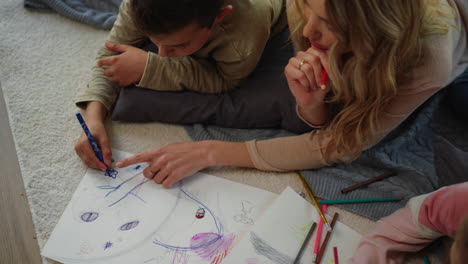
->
xmin=222 ymin=187 xmax=362 ymax=264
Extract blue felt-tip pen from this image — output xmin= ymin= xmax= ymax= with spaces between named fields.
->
xmin=75 ymin=112 xmax=105 ymax=164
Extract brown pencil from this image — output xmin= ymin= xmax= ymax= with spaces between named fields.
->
xmin=341 ymin=171 xmax=397 ymax=194
xmin=314 ymin=212 xmax=339 ymax=264
xmin=293 ymin=222 xmax=317 ymax=264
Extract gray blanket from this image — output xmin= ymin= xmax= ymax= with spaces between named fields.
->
xmin=185 ymin=92 xmax=468 ymax=221
xmin=24 ymin=0 xmax=122 ymax=29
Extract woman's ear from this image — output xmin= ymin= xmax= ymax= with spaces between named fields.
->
xmin=214 ymin=5 xmax=233 ymax=24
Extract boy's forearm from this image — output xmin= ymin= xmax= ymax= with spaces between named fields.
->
xmin=84 ymin=101 xmax=108 ymax=123
xmin=138 ymin=53 xmax=240 ymax=93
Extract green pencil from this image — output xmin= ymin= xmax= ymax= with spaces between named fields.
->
xmin=318 ymin=197 xmax=403 ymax=205
xmin=423 ymin=256 xmax=431 ymax=264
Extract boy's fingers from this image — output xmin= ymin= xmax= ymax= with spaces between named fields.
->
xmin=98 ymin=56 xmax=117 ymax=67
xmin=82 ymin=142 xmax=107 ymax=170
xmin=97 ymin=137 xmax=112 ymax=167
xmin=105 ymin=41 xmax=128 ymax=53
xmin=103 ymin=68 xmax=115 ymax=78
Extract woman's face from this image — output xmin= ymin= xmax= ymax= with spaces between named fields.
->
xmin=302 ymin=0 xmax=338 ymax=51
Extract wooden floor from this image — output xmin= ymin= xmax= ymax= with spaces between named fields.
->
xmin=0 ymin=87 xmax=42 ymax=263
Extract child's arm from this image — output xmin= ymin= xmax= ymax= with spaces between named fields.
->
xmin=348 ymin=182 xmax=468 ymax=264
xmin=76 ymin=0 xmax=147 ymax=112
xmin=75 ymin=0 xmax=146 ymax=169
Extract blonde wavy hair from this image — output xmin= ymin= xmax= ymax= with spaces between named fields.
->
xmin=287 ymin=0 xmax=455 ymax=162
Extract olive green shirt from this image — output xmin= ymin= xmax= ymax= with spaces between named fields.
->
xmin=76 ymin=0 xmax=286 ymax=111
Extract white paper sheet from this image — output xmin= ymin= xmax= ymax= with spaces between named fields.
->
xmin=42 ymin=149 xmax=277 ymax=264
xmin=223 ymin=187 xmax=363 ymax=264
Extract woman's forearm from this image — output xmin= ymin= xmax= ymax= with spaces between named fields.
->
xmin=297 ymin=102 xmax=330 ymax=126
xmin=207 ymin=140 xmax=255 ymax=168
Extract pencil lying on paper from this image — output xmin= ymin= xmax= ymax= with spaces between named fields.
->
xmin=312 ymin=204 xmax=327 ymax=262
xmin=315 ymin=212 xmax=339 ymax=264
xmin=318 ymin=197 xmax=403 ymax=205
xmin=297 ymin=172 xmax=331 ymax=230
xmin=341 ymin=171 xmax=397 ymax=193
xmin=333 ymin=246 xmax=339 ymax=264
xmin=293 ymin=222 xmax=317 ymax=264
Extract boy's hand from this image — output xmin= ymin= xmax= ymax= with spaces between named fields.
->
xmin=116 ymin=141 xmax=215 ymax=188
xmin=285 ymin=47 xmax=330 ymax=110
xmin=98 ymin=41 xmax=148 ymax=86
xmin=75 ymin=119 xmax=112 ymax=171
xmin=74 ymin=102 xmax=112 ymax=171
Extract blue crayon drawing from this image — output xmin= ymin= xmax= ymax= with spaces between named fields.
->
xmin=104 ymin=241 xmax=113 ymax=250
xmin=97 ymin=171 xmax=151 ymax=207
xmin=93 ymin=167 xmax=233 ymax=262
xmin=81 ymin=212 xmax=99 ymax=222
xmin=120 ymin=220 xmax=140 ymax=231
xmin=104 ymin=169 xmax=118 ymax=179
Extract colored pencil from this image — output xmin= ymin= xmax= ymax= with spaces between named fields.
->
xmin=297 ymin=172 xmax=331 ymax=230
xmin=312 ymin=204 xmax=327 ymax=262
xmin=320 ymin=69 xmax=327 ymax=90
xmin=293 ymin=222 xmax=317 ymax=264
xmin=333 ymin=247 xmax=339 ymax=264
xmin=423 ymin=256 xmax=431 ymax=264
xmin=315 ymin=212 xmax=339 ymax=264
xmin=341 ymin=171 xmax=397 ymax=194
xmin=319 ymin=197 xmax=403 ymax=205
xmin=76 ymin=112 xmax=110 ymax=173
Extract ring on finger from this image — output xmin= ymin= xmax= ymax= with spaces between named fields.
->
xmin=298 ymin=59 xmax=307 ymax=70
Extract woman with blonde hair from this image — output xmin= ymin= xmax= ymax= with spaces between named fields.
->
xmin=116 ymin=0 xmax=468 ymax=188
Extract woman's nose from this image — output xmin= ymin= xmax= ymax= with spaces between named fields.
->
xmin=302 ymin=15 xmax=322 ymax=41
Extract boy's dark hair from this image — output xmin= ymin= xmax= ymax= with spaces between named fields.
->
xmin=130 ymin=0 xmax=225 ymax=35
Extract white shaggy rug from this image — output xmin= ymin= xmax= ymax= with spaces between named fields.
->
xmin=0 ymin=1 xmax=444 ymax=263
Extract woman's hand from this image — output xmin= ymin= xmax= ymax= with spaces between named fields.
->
xmin=98 ymin=41 xmax=148 ymax=87
xmin=285 ymin=47 xmax=330 ymax=110
xmin=116 ymin=141 xmax=217 ymax=188
xmin=116 ymin=140 xmax=254 ymax=188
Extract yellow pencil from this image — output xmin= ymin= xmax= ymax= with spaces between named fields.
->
xmin=297 ymin=172 xmax=331 ymax=230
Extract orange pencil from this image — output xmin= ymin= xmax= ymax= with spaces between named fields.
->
xmin=320 ymin=69 xmax=327 ymax=90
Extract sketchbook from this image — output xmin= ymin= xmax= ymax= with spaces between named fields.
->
xmin=222 ymin=187 xmax=363 ymax=264
xmin=42 ymin=149 xmax=277 ymax=264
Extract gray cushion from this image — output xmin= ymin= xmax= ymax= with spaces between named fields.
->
xmin=111 ymin=29 xmax=312 ymax=134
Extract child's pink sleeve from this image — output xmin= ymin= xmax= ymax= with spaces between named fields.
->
xmin=348 ymin=182 xmax=468 ymax=264
xmin=418 ymin=182 xmax=468 ymax=236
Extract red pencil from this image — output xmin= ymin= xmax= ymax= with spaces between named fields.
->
xmin=333 ymin=246 xmax=339 ymax=264
xmin=320 ymin=69 xmax=327 ymax=90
